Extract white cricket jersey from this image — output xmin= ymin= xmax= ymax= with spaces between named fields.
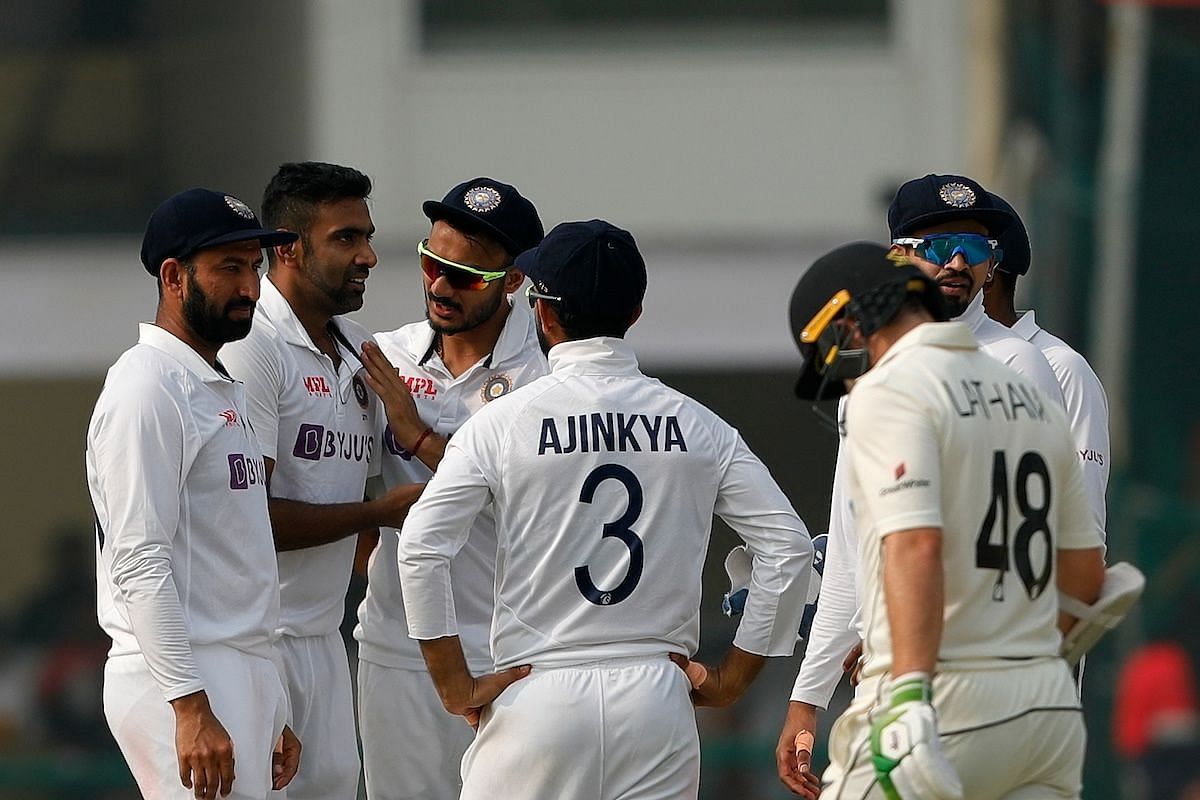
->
xmin=220 ymin=277 xmax=381 ymax=638
xmin=398 ymin=337 xmax=814 ymax=669
xmin=355 ymin=300 xmax=547 ymax=673
xmin=844 ymin=322 xmax=1101 ymax=679
xmin=89 ymin=324 xmax=280 ymax=701
xmin=1013 ymin=310 xmax=1110 ymax=532
xmin=790 ymin=292 xmax=1065 ymax=707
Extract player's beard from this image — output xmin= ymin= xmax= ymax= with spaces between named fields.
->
xmin=536 ymin=317 xmax=553 ymax=356
xmin=425 ymin=285 xmax=504 ymax=336
xmin=183 ymin=272 xmax=256 ymax=344
xmin=302 ymin=254 xmax=367 ymax=315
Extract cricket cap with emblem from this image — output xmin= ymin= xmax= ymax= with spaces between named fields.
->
xmin=422 ymin=177 xmax=544 ymax=258
xmin=140 ymin=188 xmax=298 ymax=276
xmin=515 ymin=219 xmax=647 ymax=321
xmin=888 ymin=173 xmax=1015 ymax=239
xmin=988 ymin=192 xmax=1031 ymax=276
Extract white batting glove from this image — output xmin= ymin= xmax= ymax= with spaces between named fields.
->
xmin=869 ymin=672 xmax=962 ymax=800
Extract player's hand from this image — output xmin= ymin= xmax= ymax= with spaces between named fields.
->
xmin=842 ymin=641 xmax=864 ymax=686
xmin=776 ymin=701 xmax=822 ymax=798
xmin=360 ymin=341 xmax=426 ymax=447
xmin=375 ymin=482 xmax=425 ymax=529
xmin=869 ymin=673 xmax=962 ymax=800
xmin=271 ymin=725 xmax=301 ymax=790
xmin=442 ymin=665 xmax=532 ymax=724
xmin=171 ymin=691 xmax=235 ymax=799
xmin=669 ymin=648 xmax=764 ymax=708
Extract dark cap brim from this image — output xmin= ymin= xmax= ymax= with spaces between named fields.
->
xmin=893 ymin=207 xmax=1014 ymax=238
xmin=423 ymin=200 xmax=522 ymax=257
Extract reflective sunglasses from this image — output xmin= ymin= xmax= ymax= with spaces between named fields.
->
xmin=525 ymin=282 xmax=563 ymax=308
xmin=417 ymin=239 xmax=508 ymax=291
xmin=891 ymin=233 xmax=1002 ymax=267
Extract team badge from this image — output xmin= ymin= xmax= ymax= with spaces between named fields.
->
xmin=464 ymin=186 xmax=502 ymax=213
xmin=938 ymin=182 xmax=976 ymax=208
xmin=481 ymin=374 xmax=513 ymax=403
xmin=224 ymin=195 xmax=255 ymax=219
xmin=352 ymin=375 xmax=369 ymax=409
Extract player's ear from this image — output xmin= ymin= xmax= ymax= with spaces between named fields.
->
xmin=158 ymin=258 xmax=186 ymax=297
xmin=628 ymin=305 xmax=643 ymax=329
xmin=274 ymin=233 xmax=300 ymax=265
xmin=504 ymin=268 xmax=525 ymax=294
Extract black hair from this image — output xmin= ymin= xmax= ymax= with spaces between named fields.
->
xmin=551 ymin=302 xmax=635 ymax=340
xmin=261 ymin=162 xmax=372 ymax=263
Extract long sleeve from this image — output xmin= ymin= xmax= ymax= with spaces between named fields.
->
xmin=91 ymin=376 xmax=203 ymax=701
xmin=1056 ymin=351 xmax=1110 ymax=534
xmin=396 ymin=440 xmax=493 ymax=640
xmin=714 ymin=435 xmax=813 ymax=657
xmin=790 ymin=438 xmax=861 ymax=707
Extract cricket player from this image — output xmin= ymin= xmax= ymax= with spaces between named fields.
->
xmin=353 ymin=177 xmax=547 ymax=800
xmin=392 ymin=219 xmax=816 ymax=800
xmin=983 ymin=192 xmax=1110 ymax=530
xmin=779 ymin=174 xmax=1068 ymax=788
xmin=89 ymin=188 xmax=301 ymax=799
xmin=786 ymin=242 xmax=1105 ymax=798
xmin=220 ymin=163 xmax=422 ymax=800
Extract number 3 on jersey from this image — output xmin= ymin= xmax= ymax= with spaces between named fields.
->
xmin=575 ymin=464 xmax=644 ymax=606
xmin=976 ymin=450 xmax=1052 ymax=601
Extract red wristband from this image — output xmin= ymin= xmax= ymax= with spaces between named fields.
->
xmin=410 ymin=427 xmax=434 ymax=455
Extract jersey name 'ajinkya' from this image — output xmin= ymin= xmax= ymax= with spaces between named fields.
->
xmin=940 ymin=378 xmax=1046 ymax=422
xmin=537 ymin=413 xmax=688 ymax=455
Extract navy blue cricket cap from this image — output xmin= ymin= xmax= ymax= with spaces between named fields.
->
xmin=423 ymin=177 xmax=544 ymax=258
xmin=515 ymin=220 xmax=647 ymax=321
xmin=988 ymin=192 xmax=1030 ymax=276
xmin=888 ymin=173 xmax=1014 ymax=239
xmin=140 ymin=188 xmax=297 ymax=276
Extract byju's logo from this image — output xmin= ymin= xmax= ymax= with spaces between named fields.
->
xmin=293 ymin=423 xmax=326 ymax=461
xmin=228 ymin=453 xmax=266 ymax=490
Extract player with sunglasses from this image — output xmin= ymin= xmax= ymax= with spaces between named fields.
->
xmin=354 ymin=178 xmax=548 ymax=800
xmin=778 ymin=174 xmax=1063 ymax=795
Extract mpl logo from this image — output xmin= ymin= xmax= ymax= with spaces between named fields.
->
xmin=293 ymin=423 xmax=326 ymax=461
xmin=401 ymin=375 xmax=438 ymax=399
xmin=304 ymin=376 xmax=332 ymax=396
xmin=228 ymin=453 xmax=267 ymax=490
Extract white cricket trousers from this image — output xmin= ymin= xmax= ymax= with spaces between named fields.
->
xmin=272 ymin=631 xmax=360 ymax=800
xmin=103 ymin=646 xmax=288 ymax=800
xmin=824 ymin=658 xmax=1085 ymax=799
xmin=357 ymin=659 xmax=475 ymax=800
xmin=460 ymin=655 xmax=700 ymax=800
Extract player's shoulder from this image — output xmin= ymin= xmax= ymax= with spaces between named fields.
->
xmin=372 ymin=320 xmax=431 ymax=365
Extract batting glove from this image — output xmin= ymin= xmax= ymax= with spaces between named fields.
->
xmin=869 ymin=672 xmax=962 ymax=800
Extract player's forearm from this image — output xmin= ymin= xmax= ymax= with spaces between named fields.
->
xmin=269 ymin=488 xmax=419 ymax=551
xmin=113 ymin=554 xmax=204 ymax=699
xmin=417 ymin=636 xmax=476 ymax=714
xmin=883 ymin=528 xmax=944 ymax=676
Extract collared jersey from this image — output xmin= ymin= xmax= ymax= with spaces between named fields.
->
xmin=89 ymin=324 xmax=279 ymax=701
xmin=355 ymin=300 xmax=547 ymax=673
xmin=844 ymin=322 xmax=1102 ymax=679
xmin=220 ymin=277 xmax=381 ymax=638
xmin=1012 ymin=310 xmax=1109 ymax=531
xmin=958 ymin=291 xmax=1063 ymax=404
xmin=398 ymin=337 xmax=814 ymax=670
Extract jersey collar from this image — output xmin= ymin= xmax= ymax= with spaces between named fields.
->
xmin=1011 ymin=309 xmax=1040 ymax=343
xmin=953 ymin=289 xmax=988 ymax=335
xmin=138 ymin=322 xmax=235 ymax=383
xmin=547 ymin=336 xmax=641 ymax=375
xmin=871 ymin=321 xmax=978 ymax=371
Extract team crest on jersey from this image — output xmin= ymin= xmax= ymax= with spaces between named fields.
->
xmin=938 ymin=182 xmax=976 ymax=208
xmin=464 ymin=186 xmax=501 ymax=213
xmin=481 ymin=374 xmax=513 ymax=403
xmin=352 ymin=375 xmax=369 ymax=409
xmin=224 ymin=195 xmax=255 ymax=219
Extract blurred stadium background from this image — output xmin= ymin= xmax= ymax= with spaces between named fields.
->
xmin=1 ymin=0 xmax=1198 ymax=797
